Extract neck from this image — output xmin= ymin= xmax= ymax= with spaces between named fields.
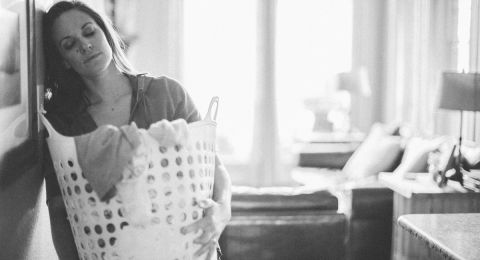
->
xmin=82 ymin=63 xmax=131 ymax=105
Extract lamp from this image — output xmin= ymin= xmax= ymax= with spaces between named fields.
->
xmin=438 ymin=72 xmax=480 ymax=185
xmin=337 ymin=67 xmax=372 ymax=97
xmin=328 ymin=68 xmax=372 ymax=133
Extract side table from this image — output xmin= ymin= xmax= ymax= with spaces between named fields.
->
xmin=379 ymin=172 xmax=480 ymax=260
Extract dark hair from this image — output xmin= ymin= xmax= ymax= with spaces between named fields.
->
xmin=43 ymin=0 xmax=135 ymax=117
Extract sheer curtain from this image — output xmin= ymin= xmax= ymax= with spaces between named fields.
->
xmin=183 ymin=0 xmax=353 ymax=186
xmin=383 ymin=0 xmax=459 ymax=135
xmin=134 ymin=0 xmax=353 ymax=186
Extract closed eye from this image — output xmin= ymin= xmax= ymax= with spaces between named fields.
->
xmin=62 ymin=39 xmax=75 ymax=50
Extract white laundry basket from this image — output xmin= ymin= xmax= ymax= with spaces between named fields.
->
xmin=40 ymin=97 xmax=219 ymax=260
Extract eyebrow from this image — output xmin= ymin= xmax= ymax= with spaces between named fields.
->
xmin=58 ymin=22 xmax=94 ymax=46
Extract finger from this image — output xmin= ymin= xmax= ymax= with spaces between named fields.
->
xmin=205 ymin=245 xmax=216 ymax=260
xmin=181 ymin=218 xmax=208 ymax=234
xmin=194 ymin=240 xmax=217 ymax=258
xmin=198 ymin=198 xmax=216 ymax=209
xmin=194 ymin=230 xmax=217 ymax=244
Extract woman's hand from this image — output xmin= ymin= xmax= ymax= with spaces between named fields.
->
xmin=181 ymin=198 xmax=231 ymax=259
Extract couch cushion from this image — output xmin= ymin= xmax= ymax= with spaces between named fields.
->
xmin=343 ymin=123 xmax=403 ymax=179
xmin=393 ymin=136 xmax=448 ymax=176
xmin=220 ymin=214 xmax=346 ymax=260
xmin=231 ymin=185 xmax=338 ymax=212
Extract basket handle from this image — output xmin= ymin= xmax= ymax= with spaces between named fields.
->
xmin=204 ymin=96 xmax=219 ymax=122
xmin=38 ymin=105 xmax=63 ymax=139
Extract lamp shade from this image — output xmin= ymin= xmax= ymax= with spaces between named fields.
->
xmin=337 ymin=68 xmax=372 ymax=97
xmin=438 ymin=72 xmax=480 ymax=111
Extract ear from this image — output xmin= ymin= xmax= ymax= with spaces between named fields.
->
xmin=63 ymin=60 xmax=71 ymax=69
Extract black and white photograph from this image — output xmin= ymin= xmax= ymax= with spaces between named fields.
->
xmin=1 ymin=0 xmax=480 ymax=260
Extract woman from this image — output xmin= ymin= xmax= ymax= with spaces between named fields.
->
xmin=42 ymin=1 xmax=231 ymax=259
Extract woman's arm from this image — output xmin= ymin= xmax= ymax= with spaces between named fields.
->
xmin=182 ymin=154 xmax=232 ymax=259
xmin=48 ymin=196 xmax=80 ymax=260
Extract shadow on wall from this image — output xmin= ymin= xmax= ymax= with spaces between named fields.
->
xmin=0 ymin=136 xmax=44 ymax=259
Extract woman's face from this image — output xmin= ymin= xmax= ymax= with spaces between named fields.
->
xmin=51 ymin=9 xmax=113 ymax=77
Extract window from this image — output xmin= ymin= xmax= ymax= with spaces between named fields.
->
xmin=183 ymin=0 xmax=353 ymax=184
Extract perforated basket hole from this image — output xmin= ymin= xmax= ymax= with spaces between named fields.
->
xmin=164 ymin=187 xmax=172 ymax=196
xmin=174 ymin=144 xmax=182 ymax=152
xmin=67 ymin=159 xmax=74 ymax=168
xmin=74 ymin=185 xmax=81 ymax=195
xmin=148 ymin=189 xmax=157 ymax=199
xmin=162 ymin=172 xmax=170 ymax=182
xmin=97 ymin=238 xmax=105 ymax=248
xmin=84 ymin=226 xmax=91 ymax=236
xmin=192 ymin=210 xmax=199 ymax=220
xmin=147 ymin=175 xmax=155 ymax=184
xmin=176 ymin=171 xmax=184 ymax=179
xmin=161 ymin=159 xmax=169 ymax=167
xmin=152 ymin=216 xmax=161 ymax=224
xmin=151 ymin=203 xmax=159 ymax=213
xmin=91 ymin=210 xmax=100 ymax=221
xmin=180 ymin=212 xmax=187 ymax=222
xmin=196 ymin=142 xmax=201 ymax=150
xmin=187 ymin=156 xmax=194 ymax=164
xmin=164 ymin=201 xmax=173 ymax=210
xmin=78 ymin=198 xmax=85 ymax=209
xmin=85 ymin=183 xmax=93 ymax=193
xmin=175 ymin=157 xmax=182 ymax=166
xmin=159 ymin=146 xmax=167 ymax=153
xmin=104 ymin=209 xmax=113 ymax=220
xmin=87 ymin=239 xmax=94 ymax=249
xmin=120 ymin=221 xmax=129 ymax=230
xmin=118 ymin=207 xmax=125 ymax=217
xmin=166 ymin=215 xmax=174 ymax=224
xmin=87 ymin=197 xmax=96 ymax=207
xmin=106 ymin=223 xmax=115 ymax=233
xmin=190 ymin=184 xmax=196 ymax=192
xmin=109 ymin=237 xmax=116 ymax=246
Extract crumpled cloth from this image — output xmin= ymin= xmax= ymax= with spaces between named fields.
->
xmin=75 ymin=123 xmax=141 ymax=201
xmin=148 ymin=119 xmax=189 ymax=148
xmin=74 ymin=119 xmax=189 ymax=205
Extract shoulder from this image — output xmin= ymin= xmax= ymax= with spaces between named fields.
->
xmin=142 ymin=75 xmax=187 ymax=97
xmin=140 ymin=74 xmax=194 ymax=108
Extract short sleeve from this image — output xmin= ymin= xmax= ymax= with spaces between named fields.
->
xmin=168 ymin=78 xmax=202 ymax=123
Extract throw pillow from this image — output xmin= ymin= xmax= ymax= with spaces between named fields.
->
xmin=393 ymin=136 xmax=448 ymax=177
xmin=343 ymin=123 xmax=403 ymax=180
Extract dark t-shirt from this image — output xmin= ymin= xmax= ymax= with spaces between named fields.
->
xmin=43 ymin=74 xmax=201 ymax=202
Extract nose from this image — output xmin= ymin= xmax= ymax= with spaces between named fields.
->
xmin=78 ymin=41 xmax=93 ymax=54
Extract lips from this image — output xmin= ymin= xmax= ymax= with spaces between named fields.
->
xmin=84 ymin=52 xmax=102 ymax=64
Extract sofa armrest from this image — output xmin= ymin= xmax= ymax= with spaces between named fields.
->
xmin=231 ymin=185 xmax=339 ymax=214
xmin=335 ymin=180 xmax=393 ymax=219
xmin=297 ymin=142 xmax=357 ymax=169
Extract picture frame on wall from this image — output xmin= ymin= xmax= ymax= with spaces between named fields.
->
xmin=0 ymin=0 xmax=37 ymax=153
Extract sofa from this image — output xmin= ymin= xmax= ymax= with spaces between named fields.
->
xmin=219 ymin=186 xmax=347 ymax=260
xmin=220 ymin=123 xmax=457 ymax=260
